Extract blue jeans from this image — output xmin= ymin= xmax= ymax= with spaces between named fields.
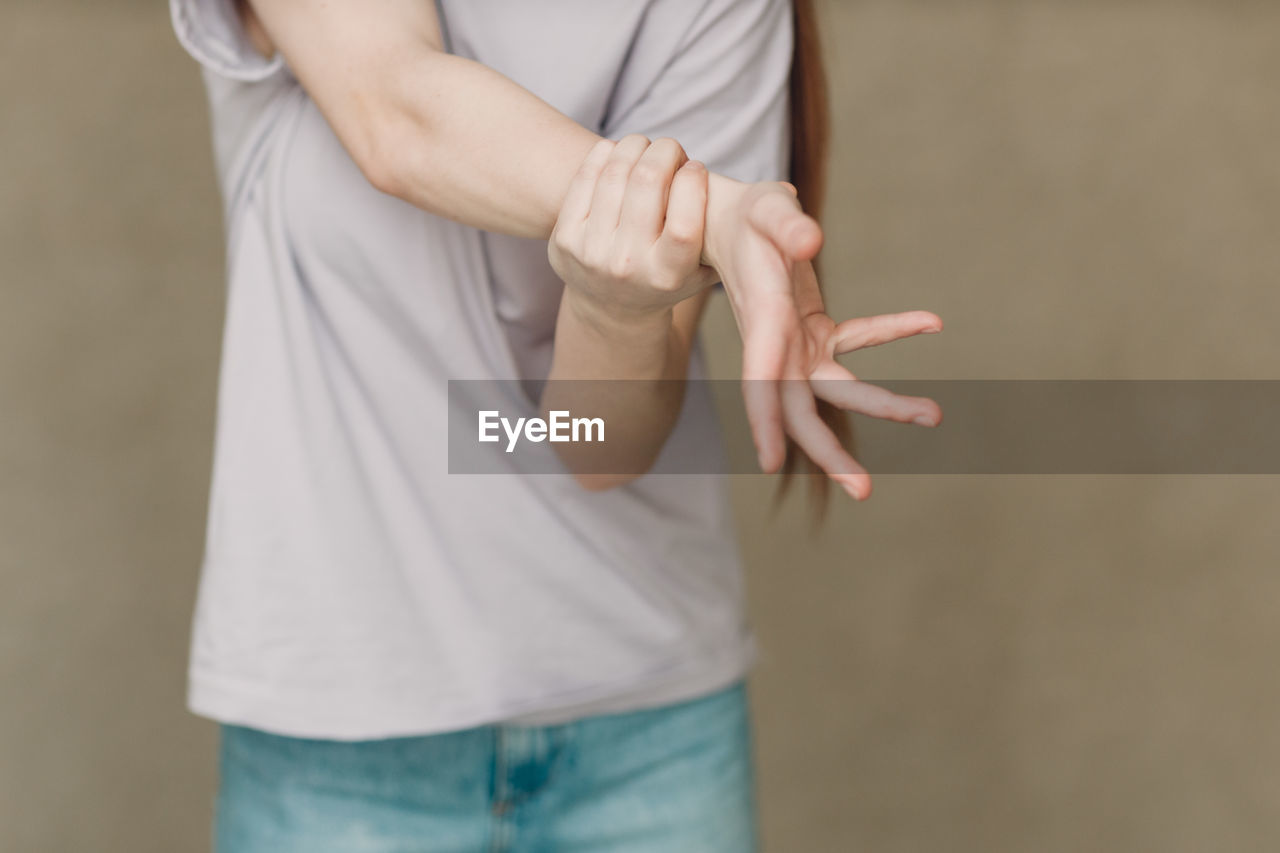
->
xmin=215 ymin=682 xmax=757 ymax=852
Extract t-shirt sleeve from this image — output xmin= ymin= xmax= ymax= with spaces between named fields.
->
xmin=603 ymin=0 xmax=794 ymax=184
xmin=170 ymin=0 xmax=285 ymax=81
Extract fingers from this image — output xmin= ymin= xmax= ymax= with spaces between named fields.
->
xmin=832 ymin=311 xmax=943 ymax=354
xmin=780 ymin=381 xmax=872 ymax=500
xmin=619 ymin=138 xmax=687 ymax=242
xmin=745 ymin=186 xmax=824 ymax=261
xmin=586 ymin=134 xmax=651 ymax=244
xmin=741 ymin=323 xmax=788 ymax=474
xmin=558 ymin=138 xmax=616 ymax=226
xmin=654 ymin=159 xmax=708 ymax=269
xmin=743 ymin=380 xmax=785 ymax=474
xmin=811 ymin=369 xmax=943 ymax=427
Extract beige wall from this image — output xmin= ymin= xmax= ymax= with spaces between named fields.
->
xmin=2 ymin=2 xmax=1277 ymax=851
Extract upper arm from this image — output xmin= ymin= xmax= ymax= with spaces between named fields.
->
xmin=233 ymin=0 xmax=277 ymax=60
xmin=243 ymin=0 xmax=446 ymax=188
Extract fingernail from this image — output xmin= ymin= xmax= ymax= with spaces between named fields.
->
xmin=923 ymin=327 xmax=942 ymax=334
xmin=684 ymin=160 xmax=705 ymax=172
xmin=841 ymin=481 xmax=862 ymax=501
xmin=913 ymin=415 xmax=937 ymax=427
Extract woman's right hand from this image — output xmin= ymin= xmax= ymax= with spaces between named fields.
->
xmin=548 ymin=136 xmax=720 ymax=330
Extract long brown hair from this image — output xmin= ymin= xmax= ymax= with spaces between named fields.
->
xmin=781 ymin=0 xmax=852 ymax=514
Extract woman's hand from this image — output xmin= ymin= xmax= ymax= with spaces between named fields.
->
xmin=548 ymin=136 xmax=720 ymax=331
xmin=547 ymin=137 xmax=943 ymax=500
xmin=543 ymin=135 xmax=722 ymax=489
xmin=703 ymin=178 xmax=943 ymax=501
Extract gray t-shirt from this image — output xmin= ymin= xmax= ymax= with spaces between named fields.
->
xmin=171 ymin=0 xmax=793 ymax=738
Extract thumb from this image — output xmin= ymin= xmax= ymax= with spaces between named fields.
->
xmin=745 ymin=186 xmax=824 ymax=261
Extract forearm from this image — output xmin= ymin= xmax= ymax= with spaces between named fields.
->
xmin=371 ymin=53 xmax=756 ymax=247
xmin=541 ymin=294 xmax=689 ymax=489
xmin=251 ymin=0 xmax=762 ymax=253
xmin=248 ymin=0 xmax=598 ymax=238
xmin=358 ymin=51 xmax=601 ymax=238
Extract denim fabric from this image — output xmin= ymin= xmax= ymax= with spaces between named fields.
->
xmin=215 ymin=682 xmax=756 ymax=853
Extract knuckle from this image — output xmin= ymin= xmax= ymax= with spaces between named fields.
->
xmin=600 ymin=161 xmax=631 ymax=185
xmin=630 ymin=162 xmax=665 ymax=187
xmin=580 ymin=242 xmax=608 ymax=272
xmin=665 ymin=223 xmax=699 ymax=246
xmin=607 ymin=253 xmax=636 ymax=279
xmin=579 ymin=142 xmax=615 ymax=178
xmin=551 ymin=228 xmax=576 ymax=255
xmin=652 ymin=137 xmax=687 ymax=161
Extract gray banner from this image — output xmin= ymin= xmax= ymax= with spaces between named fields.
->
xmin=448 ymin=380 xmax=1280 ymax=475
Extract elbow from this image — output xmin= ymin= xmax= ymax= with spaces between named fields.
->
xmin=335 ymin=44 xmax=449 ymax=200
xmin=351 ymin=116 xmax=416 ymax=199
xmin=358 ymin=154 xmax=404 ymax=200
xmin=346 ymin=76 xmax=441 ymax=200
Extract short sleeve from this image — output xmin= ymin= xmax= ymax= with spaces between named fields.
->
xmin=603 ymin=0 xmax=793 ymax=184
xmin=170 ymin=0 xmax=285 ymax=82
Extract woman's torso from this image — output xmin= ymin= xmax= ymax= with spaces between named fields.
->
xmin=172 ymin=0 xmax=794 ymax=738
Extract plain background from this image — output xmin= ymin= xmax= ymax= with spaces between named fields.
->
xmin=2 ymin=1 xmax=1278 ymax=850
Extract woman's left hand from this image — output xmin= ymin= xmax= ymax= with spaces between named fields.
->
xmin=548 ymin=135 xmax=720 ymax=329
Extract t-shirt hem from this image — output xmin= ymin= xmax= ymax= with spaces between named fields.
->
xmin=188 ymin=634 xmax=756 ymax=741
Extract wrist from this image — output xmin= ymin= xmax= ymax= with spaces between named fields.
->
xmin=702 ymin=173 xmax=747 ymax=272
xmin=563 ymin=287 xmax=673 ymax=344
